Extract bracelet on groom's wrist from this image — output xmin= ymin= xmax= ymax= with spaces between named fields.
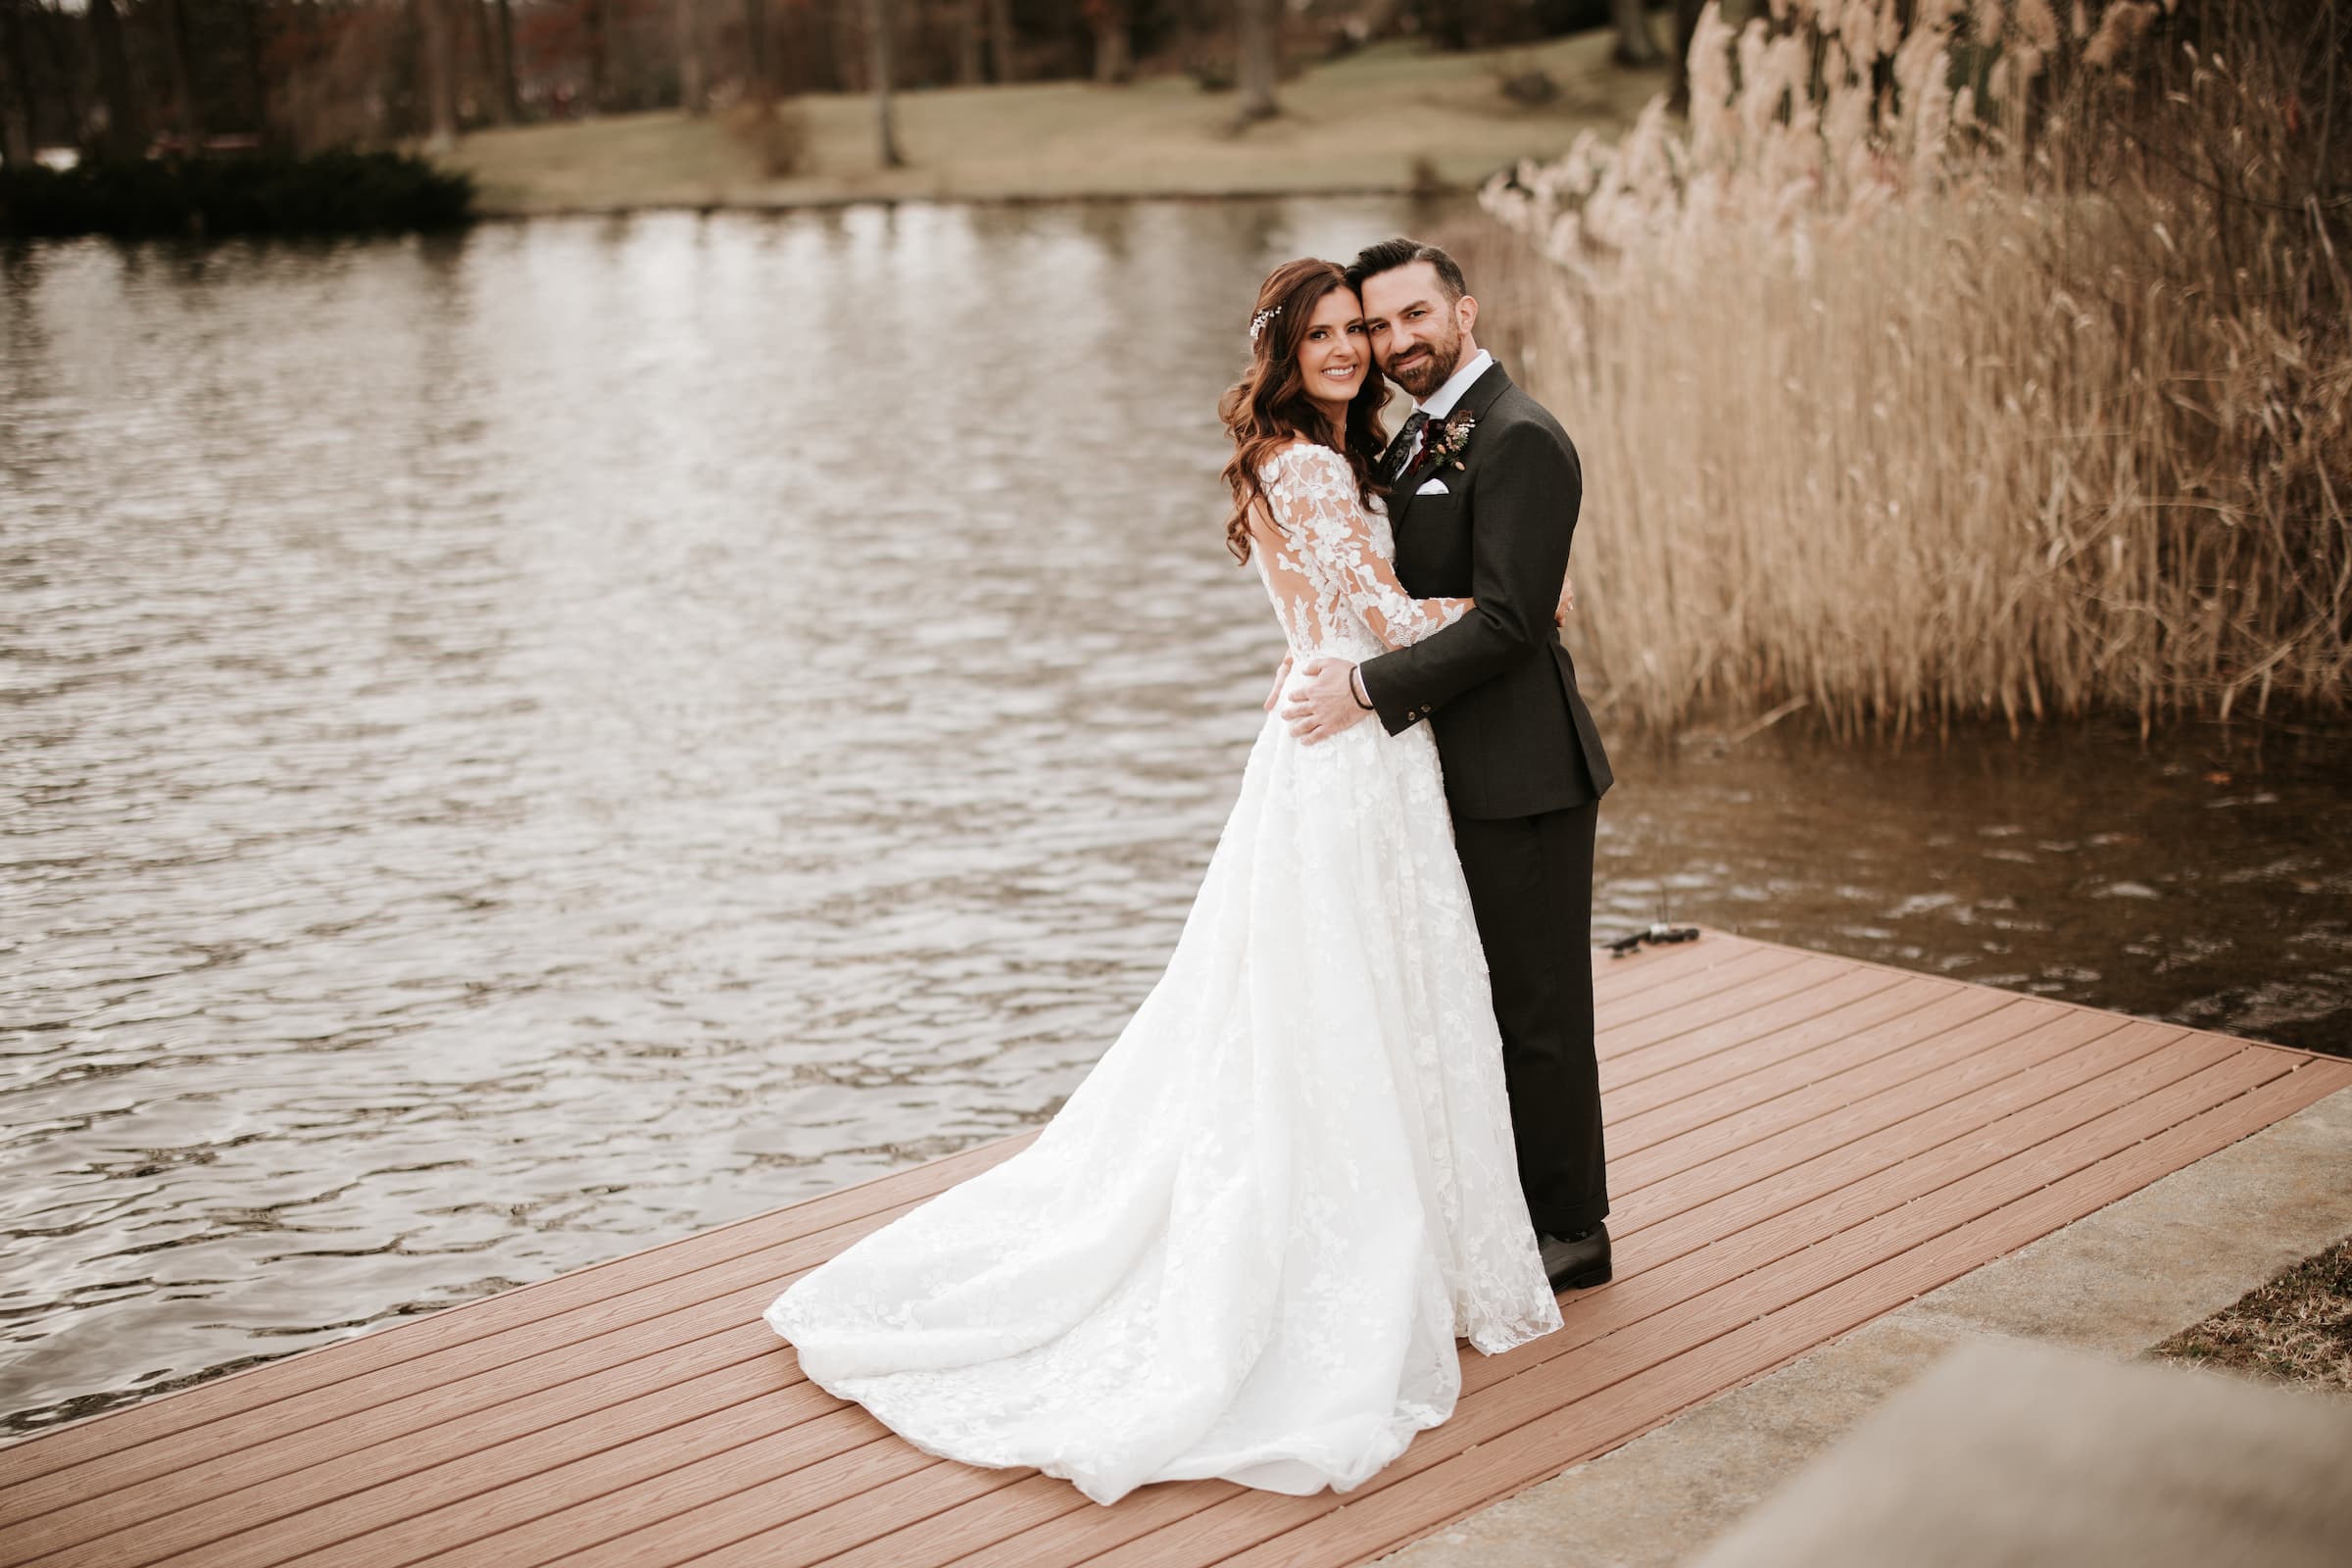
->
xmin=1350 ymin=667 xmax=1374 ymax=711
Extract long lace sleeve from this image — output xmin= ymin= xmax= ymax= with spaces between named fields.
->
xmin=1256 ymin=444 xmax=1470 ymax=650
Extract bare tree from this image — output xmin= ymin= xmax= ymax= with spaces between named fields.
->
xmin=1087 ymin=0 xmax=1130 ymax=83
xmin=38 ymin=0 xmax=88 ymax=145
xmin=1169 ymin=0 xmax=1200 ymax=74
xmin=0 ymin=0 xmax=34 ymax=168
xmin=85 ymin=0 xmax=145 ymax=157
xmin=582 ymin=0 xmax=610 ymax=115
xmin=1608 ymin=0 xmax=1663 ymax=67
xmin=1235 ymin=0 xmax=1277 ymax=122
xmin=155 ymin=0 xmax=205 ymax=146
xmin=676 ymin=0 xmax=708 ymax=113
xmin=744 ymin=0 xmax=770 ymax=99
xmin=418 ymin=0 xmax=460 ymax=148
xmin=868 ymin=0 xmax=903 ymax=166
xmin=985 ymin=0 xmax=1014 ymax=82
xmin=955 ymin=0 xmax=982 ymax=85
xmin=241 ymin=0 xmax=271 ymax=141
xmin=473 ymin=0 xmax=515 ymax=124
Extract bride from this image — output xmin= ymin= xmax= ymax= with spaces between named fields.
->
xmin=763 ymin=257 xmax=1560 ymax=1507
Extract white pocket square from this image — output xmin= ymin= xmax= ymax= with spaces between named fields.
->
xmin=1414 ymin=477 xmax=1449 ymax=495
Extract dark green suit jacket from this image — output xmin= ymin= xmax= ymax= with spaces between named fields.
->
xmin=1357 ymin=361 xmax=1614 ymax=820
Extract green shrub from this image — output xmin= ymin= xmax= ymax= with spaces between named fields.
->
xmin=0 ymin=151 xmax=475 ymax=240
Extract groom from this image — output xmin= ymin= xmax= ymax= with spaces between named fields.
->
xmin=1282 ymin=237 xmax=1616 ymax=1292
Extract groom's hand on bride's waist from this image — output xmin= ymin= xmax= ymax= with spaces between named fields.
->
xmin=1281 ymin=658 xmax=1374 ymax=747
xmin=1263 ymin=653 xmax=1295 ymax=712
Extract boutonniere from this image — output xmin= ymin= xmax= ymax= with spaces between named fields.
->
xmin=1415 ymin=412 xmax=1476 ymax=475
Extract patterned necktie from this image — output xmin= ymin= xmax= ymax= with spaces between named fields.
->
xmin=1380 ymin=411 xmax=1430 ymax=486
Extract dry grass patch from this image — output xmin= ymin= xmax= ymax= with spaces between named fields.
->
xmin=2150 ymin=1234 xmax=2352 ymax=1395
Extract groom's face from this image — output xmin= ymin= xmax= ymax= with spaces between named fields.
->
xmin=1360 ymin=262 xmax=1475 ymax=401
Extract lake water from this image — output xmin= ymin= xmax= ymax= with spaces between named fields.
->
xmin=3 ymin=199 xmax=2346 ymax=1435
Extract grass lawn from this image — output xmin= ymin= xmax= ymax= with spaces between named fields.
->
xmin=439 ymin=31 xmax=1660 ymax=216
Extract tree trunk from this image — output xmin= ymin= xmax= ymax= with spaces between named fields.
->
xmin=832 ymin=0 xmax=861 ymax=91
xmin=1170 ymin=0 xmax=1199 ymax=74
xmin=1608 ymin=0 xmax=1663 ymax=67
xmin=0 ymin=95 xmax=28 ymax=173
xmin=86 ymin=0 xmax=144 ymax=158
xmin=984 ymin=0 xmax=1014 ymax=82
xmin=955 ymin=0 xmax=982 ymax=86
xmin=1089 ymin=1 xmax=1130 ymax=84
xmin=238 ymin=0 xmax=270 ymax=141
xmin=39 ymin=0 xmax=89 ymax=148
xmin=156 ymin=0 xmax=206 ymax=147
xmin=497 ymin=0 xmax=522 ymax=120
xmin=474 ymin=0 xmax=513 ymax=124
xmin=675 ymin=0 xmax=706 ymax=113
xmin=418 ymin=0 xmax=459 ymax=148
xmin=867 ymin=0 xmax=903 ymax=166
xmin=582 ymin=0 xmax=608 ymax=115
xmin=744 ymin=0 xmax=769 ymax=100
xmin=1235 ymin=0 xmax=1277 ymax=122
xmin=0 ymin=0 xmax=37 ymax=168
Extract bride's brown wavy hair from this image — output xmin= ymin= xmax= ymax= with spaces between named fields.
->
xmin=1217 ymin=258 xmax=1393 ymax=564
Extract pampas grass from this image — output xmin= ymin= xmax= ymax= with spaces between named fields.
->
xmin=1474 ymin=0 xmax=2350 ymax=737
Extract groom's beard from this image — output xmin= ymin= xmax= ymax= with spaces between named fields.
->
xmin=1383 ymin=326 xmax=1462 ymax=400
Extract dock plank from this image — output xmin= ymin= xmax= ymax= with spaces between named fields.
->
xmin=1599 ymin=963 xmax=1919 ymax=1085
xmin=1210 ymin=1060 xmax=2352 ymax=1568
xmin=1597 ymin=955 xmax=1849 ymax=1054
xmin=1065 ymin=1048 xmax=2316 ymax=1568
xmin=1605 ymin=979 xmax=2015 ymax=1140
xmin=3 ymin=934 xmax=2341 ymax=1568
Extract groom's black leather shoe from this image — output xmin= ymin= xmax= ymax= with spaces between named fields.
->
xmin=1539 ymin=1223 xmax=1612 ymax=1292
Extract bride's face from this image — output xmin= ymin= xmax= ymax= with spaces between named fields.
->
xmin=1296 ymin=288 xmax=1370 ymax=417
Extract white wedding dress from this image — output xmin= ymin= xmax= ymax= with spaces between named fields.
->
xmin=764 ymin=441 xmax=1560 ymax=1505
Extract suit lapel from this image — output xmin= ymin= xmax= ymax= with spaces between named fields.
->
xmin=1388 ymin=361 xmax=1512 ymax=532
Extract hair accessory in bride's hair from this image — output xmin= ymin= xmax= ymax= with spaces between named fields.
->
xmin=1249 ymin=305 xmax=1282 ymax=344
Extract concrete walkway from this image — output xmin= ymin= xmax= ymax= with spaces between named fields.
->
xmin=1384 ymin=1083 xmax=2352 ymax=1568
xmin=1687 ymin=1336 xmax=2352 ymax=1568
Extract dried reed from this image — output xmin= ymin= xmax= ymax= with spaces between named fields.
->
xmin=1475 ymin=0 xmax=2351 ymax=737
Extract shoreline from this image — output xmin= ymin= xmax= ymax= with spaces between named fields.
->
xmin=435 ymin=33 xmax=1658 ymax=221
xmin=461 ymin=180 xmax=1486 ymax=220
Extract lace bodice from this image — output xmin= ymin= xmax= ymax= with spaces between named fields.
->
xmin=1250 ymin=442 xmax=1469 ymax=660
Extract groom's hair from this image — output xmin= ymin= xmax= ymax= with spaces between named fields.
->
xmin=1346 ymin=238 xmax=1469 ymax=303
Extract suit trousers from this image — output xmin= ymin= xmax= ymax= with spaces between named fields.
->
xmin=1449 ymin=800 xmax=1609 ymax=1237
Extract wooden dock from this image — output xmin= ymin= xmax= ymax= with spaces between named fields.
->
xmin=3 ymin=932 xmax=2345 ymax=1568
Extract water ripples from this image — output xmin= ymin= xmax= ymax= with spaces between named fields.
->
xmin=3 ymin=200 xmax=2345 ymax=1435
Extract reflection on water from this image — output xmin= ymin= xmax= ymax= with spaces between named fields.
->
xmin=2 ymin=203 xmax=2346 ymax=1435
xmin=1595 ymin=721 xmax=2350 ymax=1053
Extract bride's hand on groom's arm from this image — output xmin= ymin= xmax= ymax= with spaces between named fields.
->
xmin=1554 ymin=573 xmax=1576 ymax=626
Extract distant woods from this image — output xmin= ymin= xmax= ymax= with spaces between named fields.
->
xmin=0 ymin=1 xmax=1660 ymax=162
